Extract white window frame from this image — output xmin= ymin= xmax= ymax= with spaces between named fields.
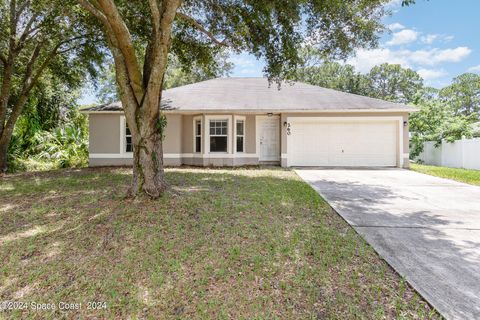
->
xmin=193 ymin=116 xmax=202 ymax=153
xmin=205 ymin=115 xmax=232 ymax=154
xmin=234 ymin=115 xmax=246 ymax=154
xmin=120 ymin=116 xmax=134 ymax=155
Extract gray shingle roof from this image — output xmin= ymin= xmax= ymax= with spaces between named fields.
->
xmin=82 ymin=77 xmax=415 ymax=113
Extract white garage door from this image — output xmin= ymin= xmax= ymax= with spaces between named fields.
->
xmin=288 ymin=119 xmax=398 ymax=167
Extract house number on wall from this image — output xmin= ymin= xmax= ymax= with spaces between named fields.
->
xmin=286 ymin=123 xmax=291 ymax=135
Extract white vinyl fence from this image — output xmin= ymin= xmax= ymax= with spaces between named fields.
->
xmin=418 ymin=138 xmax=480 ymax=170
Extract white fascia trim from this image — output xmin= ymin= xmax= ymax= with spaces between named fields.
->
xmin=163 ymin=109 xmax=416 ymax=114
xmin=286 ymin=116 xmax=404 ymax=168
xmin=80 ymin=110 xmax=123 ymax=114
xmin=89 ymin=153 xmax=259 ymax=159
xmin=84 ymin=108 xmax=415 ymax=115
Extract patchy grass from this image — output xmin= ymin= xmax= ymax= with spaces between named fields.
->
xmin=411 ymin=163 xmax=480 ymax=186
xmin=0 ymin=167 xmax=439 ymax=319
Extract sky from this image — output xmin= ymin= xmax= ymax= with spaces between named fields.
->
xmin=79 ymin=0 xmax=480 ymax=104
xmin=229 ymin=0 xmax=480 ymax=88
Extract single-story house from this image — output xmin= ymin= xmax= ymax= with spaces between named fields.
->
xmin=81 ymin=77 xmax=415 ymax=168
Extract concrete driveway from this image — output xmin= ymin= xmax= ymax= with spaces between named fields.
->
xmin=296 ymin=168 xmax=480 ymax=320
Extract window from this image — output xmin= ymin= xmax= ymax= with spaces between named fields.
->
xmin=209 ymin=120 xmax=228 ymax=152
xmin=194 ymin=119 xmax=202 ymax=153
xmin=236 ymin=120 xmax=244 ymax=153
xmin=125 ymin=122 xmax=133 ymax=152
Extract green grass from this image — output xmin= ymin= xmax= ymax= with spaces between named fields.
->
xmin=0 ymin=167 xmax=439 ymax=319
xmin=411 ymin=163 xmax=480 ymax=186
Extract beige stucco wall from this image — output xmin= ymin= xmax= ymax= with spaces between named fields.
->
xmin=88 ymin=111 xmax=411 ymax=168
xmin=163 ymin=114 xmax=182 ymax=154
xmin=181 ymin=114 xmax=194 ymax=153
xmin=245 ymin=115 xmax=256 ymax=154
xmin=89 ymin=114 xmax=121 ymax=154
xmin=88 ymin=113 xmax=183 ymax=154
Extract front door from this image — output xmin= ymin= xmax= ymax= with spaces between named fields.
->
xmin=258 ymin=116 xmax=280 ymax=161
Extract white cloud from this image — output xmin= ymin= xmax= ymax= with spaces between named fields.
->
xmin=347 ymin=46 xmax=472 ymax=73
xmin=421 ymin=34 xmax=438 ymax=44
xmin=417 ymin=68 xmax=448 ymax=80
xmin=417 ymin=47 xmax=471 ymax=65
xmin=388 ymin=23 xmax=405 ymax=31
xmin=467 ymin=65 xmax=480 ymax=73
xmin=385 ymin=0 xmax=403 ymax=11
xmin=229 ymin=55 xmax=255 ymax=68
xmin=421 ymin=34 xmax=454 ymax=44
xmin=387 ymin=29 xmax=419 ymax=46
xmin=444 ymin=35 xmax=455 ymax=42
xmin=347 ymin=48 xmax=409 ymax=73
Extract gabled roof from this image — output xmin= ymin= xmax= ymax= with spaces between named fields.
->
xmin=81 ymin=77 xmax=415 ymax=113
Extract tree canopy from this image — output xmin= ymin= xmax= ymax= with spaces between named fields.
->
xmin=368 ymin=63 xmax=423 ymax=103
xmin=0 ymin=0 xmax=103 ymax=171
xmin=96 ymin=52 xmax=233 ymax=104
xmin=440 ymin=73 xmax=480 ymax=120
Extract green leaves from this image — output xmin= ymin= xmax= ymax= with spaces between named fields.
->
xmin=368 ymin=63 xmax=423 ymax=103
xmin=409 ymin=89 xmax=474 ymax=158
xmin=156 ymin=114 xmax=167 ymax=140
xmin=293 ymin=56 xmax=423 ymax=103
xmin=439 ymin=73 xmax=480 ymax=120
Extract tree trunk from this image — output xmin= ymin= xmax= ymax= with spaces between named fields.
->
xmin=0 ymin=134 xmax=10 ymax=173
xmin=129 ymin=111 xmax=167 ymax=198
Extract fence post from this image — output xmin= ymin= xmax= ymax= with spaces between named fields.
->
xmin=441 ymin=140 xmax=445 ymax=167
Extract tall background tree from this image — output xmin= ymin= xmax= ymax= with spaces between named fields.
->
xmin=77 ymin=0 xmax=399 ymax=198
xmin=293 ymin=48 xmax=369 ymax=95
xmin=439 ymin=73 xmax=480 ymax=120
xmin=367 ymin=63 xmax=423 ymax=103
xmin=0 ymin=0 xmax=102 ymax=172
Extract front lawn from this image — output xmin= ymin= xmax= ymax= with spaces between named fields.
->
xmin=411 ymin=163 xmax=480 ymax=186
xmin=0 ymin=167 xmax=438 ymax=319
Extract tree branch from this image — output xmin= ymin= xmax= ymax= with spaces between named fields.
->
xmin=9 ymin=0 xmax=18 ymax=49
xmin=143 ymin=0 xmax=181 ymax=119
xmin=148 ymin=0 xmax=161 ymax=33
xmin=14 ymin=12 xmax=40 ymax=53
xmin=2 ymin=41 xmax=60 ymax=140
xmin=16 ymin=0 xmax=31 ymax=19
xmin=77 ymin=0 xmax=108 ymax=25
xmin=176 ymin=12 xmax=229 ymax=47
xmin=96 ymin=0 xmax=144 ymax=102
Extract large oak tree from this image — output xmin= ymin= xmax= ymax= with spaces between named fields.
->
xmin=77 ymin=0 xmax=409 ymax=198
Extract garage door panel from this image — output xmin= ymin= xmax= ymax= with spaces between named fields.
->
xmin=288 ymin=119 xmax=398 ymax=167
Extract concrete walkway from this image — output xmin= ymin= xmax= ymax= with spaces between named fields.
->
xmin=296 ymin=168 xmax=480 ymax=320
